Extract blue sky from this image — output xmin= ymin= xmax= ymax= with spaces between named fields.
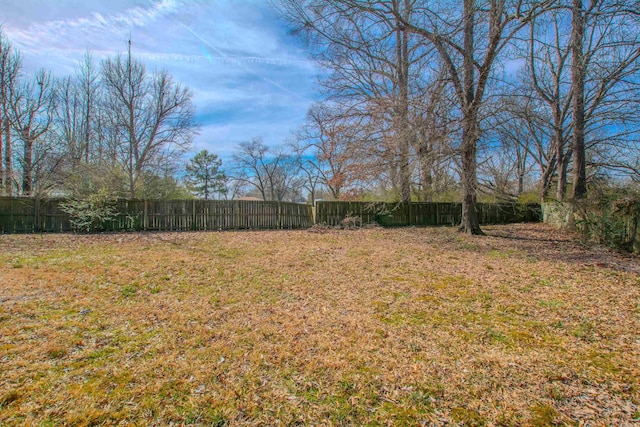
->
xmin=0 ymin=0 xmax=320 ymax=159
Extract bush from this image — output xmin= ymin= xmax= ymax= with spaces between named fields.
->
xmin=60 ymin=190 xmax=118 ymax=233
xmin=543 ymin=183 xmax=640 ymax=252
xmin=579 ymin=206 xmax=632 ymax=250
xmin=574 ymin=187 xmax=640 ymax=251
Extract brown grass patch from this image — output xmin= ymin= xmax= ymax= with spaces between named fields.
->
xmin=0 ymin=224 xmax=638 ymax=425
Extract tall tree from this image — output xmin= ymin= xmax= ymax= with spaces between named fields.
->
xmin=101 ymin=41 xmax=196 ymax=198
xmin=568 ymin=0 xmax=640 ymax=200
xmin=525 ymin=10 xmax=574 ymax=200
xmin=56 ymin=52 xmax=101 ymax=169
xmin=57 ymin=75 xmax=84 ymax=169
xmin=280 ymin=0 xmax=432 ymax=202
xmin=517 ymin=0 xmax=640 ymax=201
xmin=386 ymin=0 xmax=551 ymax=233
xmin=412 ymin=68 xmax=456 ymax=201
xmin=570 ymin=0 xmax=587 ymax=201
xmin=283 ymin=0 xmax=551 ymax=232
xmin=78 ymin=52 xmax=100 ymax=164
xmin=185 ymin=150 xmax=226 ymax=200
xmin=9 ymin=69 xmax=56 ymax=195
xmin=0 ymin=30 xmax=21 ymax=195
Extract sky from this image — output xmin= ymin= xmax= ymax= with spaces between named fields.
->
xmin=0 ymin=0 xmax=320 ymax=160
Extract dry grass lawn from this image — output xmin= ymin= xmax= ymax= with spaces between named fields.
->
xmin=1 ymin=223 xmax=639 ymax=426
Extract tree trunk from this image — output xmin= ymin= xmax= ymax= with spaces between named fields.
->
xmin=4 ymin=117 xmax=11 ymax=196
xmin=556 ymin=153 xmax=568 ymax=201
xmin=331 ymin=185 xmax=340 ymax=200
xmin=459 ymin=0 xmax=483 ymax=235
xmin=459 ymin=117 xmax=483 ymax=234
xmin=540 ymin=157 xmax=556 ymax=202
xmin=515 ymin=144 xmax=525 ymax=196
xmin=419 ymin=144 xmax=433 ymax=202
xmin=517 ymin=171 xmax=524 ymax=196
xmin=128 ymin=138 xmax=136 ymax=199
xmin=129 ymin=168 xmax=136 ymax=199
xmin=84 ymin=99 xmax=91 ymax=164
xmin=0 ymin=116 xmax=3 ymax=193
xmin=396 ymin=3 xmax=412 ymax=203
xmin=552 ymin=98 xmax=568 ymax=201
xmin=399 ymin=135 xmax=411 ymax=202
xmin=571 ymin=0 xmax=587 ymax=200
xmin=22 ymin=136 xmax=33 ymax=196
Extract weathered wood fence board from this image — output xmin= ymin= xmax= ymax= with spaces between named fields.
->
xmin=314 ymin=201 xmax=541 ymax=227
xmin=0 ymin=198 xmax=314 ymax=233
xmin=0 ymin=197 xmax=540 ymax=233
xmin=0 ymin=198 xmax=72 ymax=233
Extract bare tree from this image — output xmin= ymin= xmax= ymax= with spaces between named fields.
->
xmin=280 ymin=0 xmax=436 ymax=202
xmin=570 ymin=0 xmax=587 ymax=200
xmin=391 ymin=0 xmax=552 ymax=233
xmin=297 ymin=157 xmax=322 ymax=204
xmin=78 ymin=52 xmax=100 ymax=164
xmin=293 ymin=102 xmax=356 ymax=200
xmin=514 ymin=0 xmax=640 ymax=203
xmin=284 ymin=0 xmax=551 ymax=232
xmin=523 ymin=10 xmax=574 ymax=201
xmin=0 ymin=30 xmax=21 ymax=195
xmin=9 ymin=69 xmax=56 ymax=195
xmin=231 ymin=138 xmax=303 ymax=202
xmin=56 ymin=52 xmax=101 ymax=172
xmin=56 ymin=75 xmax=85 ymax=170
xmin=568 ymin=0 xmax=640 ymax=200
xmin=101 ymin=41 xmax=196 ymax=198
xmin=411 ymin=68 xmax=457 ymax=201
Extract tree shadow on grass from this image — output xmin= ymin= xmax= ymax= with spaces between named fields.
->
xmin=482 ymin=223 xmax=640 ymax=274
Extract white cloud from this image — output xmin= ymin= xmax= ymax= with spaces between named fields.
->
xmin=5 ymin=0 xmax=179 ymax=46
xmin=2 ymin=0 xmax=320 ymax=164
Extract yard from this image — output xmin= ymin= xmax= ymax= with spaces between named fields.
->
xmin=1 ymin=224 xmax=638 ymax=426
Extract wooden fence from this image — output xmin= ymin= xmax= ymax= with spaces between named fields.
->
xmin=0 ymin=198 xmax=313 ymax=233
xmin=0 ymin=197 xmax=541 ymax=233
xmin=315 ymin=201 xmax=541 ymax=227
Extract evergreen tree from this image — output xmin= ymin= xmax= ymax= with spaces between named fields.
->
xmin=185 ymin=150 xmax=226 ymax=199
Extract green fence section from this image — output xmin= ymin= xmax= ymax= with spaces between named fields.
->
xmin=0 ymin=198 xmax=69 ymax=232
xmin=315 ymin=201 xmax=541 ymax=227
xmin=0 ymin=198 xmax=314 ymax=233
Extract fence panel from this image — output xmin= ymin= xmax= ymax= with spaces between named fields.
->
xmin=0 ymin=198 xmax=313 ymax=233
xmin=0 ymin=198 xmax=536 ymax=233
xmin=0 ymin=198 xmax=36 ymax=232
xmin=315 ymin=201 xmax=540 ymax=227
xmin=41 ymin=199 xmax=71 ymax=232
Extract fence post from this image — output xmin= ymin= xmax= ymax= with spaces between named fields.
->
xmin=277 ymin=202 xmax=282 ymax=229
xmin=235 ymin=200 xmax=239 ymax=229
xmin=34 ymin=196 xmax=40 ymax=232
xmin=192 ymin=199 xmax=197 ymax=231
xmin=143 ymin=200 xmax=149 ymax=231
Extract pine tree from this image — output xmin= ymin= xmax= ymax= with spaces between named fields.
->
xmin=185 ymin=150 xmax=226 ymax=200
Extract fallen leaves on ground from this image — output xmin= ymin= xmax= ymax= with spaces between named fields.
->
xmin=0 ymin=223 xmax=638 ymax=426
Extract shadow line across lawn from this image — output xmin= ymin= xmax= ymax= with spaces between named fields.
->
xmin=483 ymin=223 xmax=640 ymax=274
